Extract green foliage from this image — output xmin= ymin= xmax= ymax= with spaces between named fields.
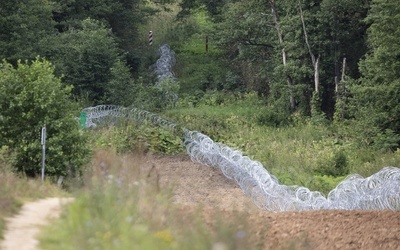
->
xmin=176 ymin=54 xmax=227 ymax=93
xmin=0 ymin=58 xmax=89 ymax=177
xmin=345 ymin=81 xmax=400 ymax=151
xmin=155 ymin=77 xmax=180 ymax=108
xmin=179 ymin=0 xmax=226 ymax=19
xmin=349 ymin=0 xmax=400 ymax=148
xmin=314 ymin=150 xmax=349 ymax=177
xmin=91 ymin=122 xmax=183 ymax=155
xmin=51 ymin=0 xmax=153 ymax=53
xmin=309 ymin=175 xmax=346 ymax=196
xmin=125 ymin=81 xmax=179 ymax=113
xmin=106 ymin=60 xmax=137 ymax=106
xmin=361 ymin=0 xmax=400 ymax=86
xmin=0 ymin=0 xmax=55 ymax=63
xmin=166 ymin=99 xmax=400 ymax=192
xmin=41 ymin=18 xmax=132 ymax=104
xmin=147 ymin=7 xmax=230 ymax=95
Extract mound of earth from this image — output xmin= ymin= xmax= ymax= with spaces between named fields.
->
xmin=148 ymin=155 xmax=400 ymax=250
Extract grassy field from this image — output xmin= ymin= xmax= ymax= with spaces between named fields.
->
xmin=165 ymin=92 xmax=400 ymax=194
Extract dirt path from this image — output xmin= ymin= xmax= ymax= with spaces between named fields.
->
xmin=148 ymin=155 xmax=400 ymax=250
xmin=1 ymin=155 xmax=399 ymax=250
xmin=0 ymin=197 xmax=73 ymax=250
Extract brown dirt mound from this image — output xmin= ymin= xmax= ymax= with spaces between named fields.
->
xmin=147 ymin=154 xmax=400 ymax=250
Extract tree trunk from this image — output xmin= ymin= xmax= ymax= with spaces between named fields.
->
xmin=298 ymin=0 xmax=320 ymax=94
xmin=269 ymin=0 xmax=296 ymax=110
xmin=334 ymin=57 xmax=346 ymax=121
xmin=314 ymin=55 xmax=320 ymax=93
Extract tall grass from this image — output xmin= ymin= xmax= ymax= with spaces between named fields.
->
xmin=39 ymin=149 xmax=256 ymax=250
xmin=165 ymin=92 xmax=400 ymax=194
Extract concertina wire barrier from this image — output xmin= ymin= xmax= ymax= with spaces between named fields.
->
xmin=82 ymin=44 xmax=399 ymax=211
xmin=81 ymin=105 xmax=400 ymax=211
xmin=154 ymin=44 xmax=177 ymax=86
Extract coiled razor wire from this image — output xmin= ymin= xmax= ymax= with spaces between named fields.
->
xmin=154 ymin=44 xmax=177 ymax=85
xmin=81 ymin=105 xmax=400 ymax=211
xmin=152 ymin=44 xmax=178 ymax=105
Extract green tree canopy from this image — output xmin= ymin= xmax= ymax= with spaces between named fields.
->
xmin=0 ymin=0 xmax=55 ymax=63
xmin=41 ymin=18 xmax=133 ymax=104
xmin=347 ymin=0 xmax=400 ymax=150
xmin=0 ymin=58 xmax=89 ymax=177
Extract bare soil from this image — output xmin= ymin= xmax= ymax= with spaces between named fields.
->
xmin=1 ymin=155 xmax=399 ymax=250
xmin=147 ymin=154 xmax=400 ymax=250
xmin=0 ymin=198 xmax=73 ymax=250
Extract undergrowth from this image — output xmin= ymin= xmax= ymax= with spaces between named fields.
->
xmin=88 ymin=121 xmax=184 ymax=155
xmin=165 ymin=91 xmax=400 ymax=195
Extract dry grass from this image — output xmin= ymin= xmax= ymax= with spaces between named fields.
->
xmin=39 ymin=149 xmax=257 ymax=250
xmin=0 ymin=162 xmax=66 ymax=239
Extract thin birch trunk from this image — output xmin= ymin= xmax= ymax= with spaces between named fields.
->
xmin=269 ymin=0 xmax=295 ymax=110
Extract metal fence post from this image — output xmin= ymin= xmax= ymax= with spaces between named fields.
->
xmin=41 ymin=125 xmax=46 ymax=181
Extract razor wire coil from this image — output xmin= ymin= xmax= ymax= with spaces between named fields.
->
xmin=81 ymin=105 xmax=400 ymax=211
xmin=79 ymin=43 xmax=399 ymax=212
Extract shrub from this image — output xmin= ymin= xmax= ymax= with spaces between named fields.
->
xmin=314 ymin=150 xmax=349 ymax=177
xmin=0 ymin=58 xmax=89 ymax=177
xmin=90 ymin=123 xmax=184 ymax=155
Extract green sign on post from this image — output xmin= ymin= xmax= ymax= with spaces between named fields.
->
xmin=79 ymin=112 xmax=87 ymax=128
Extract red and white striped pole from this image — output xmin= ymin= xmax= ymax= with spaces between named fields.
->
xmin=149 ymin=31 xmax=153 ymax=47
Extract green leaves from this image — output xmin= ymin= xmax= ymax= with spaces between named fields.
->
xmin=0 ymin=58 xmax=89 ymax=177
xmin=0 ymin=0 xmax=55 ymax=63
xmin=345 ymin=0 xmax=400 ymax=149
xmin=42 ymin=18 xmax=130 ymax=104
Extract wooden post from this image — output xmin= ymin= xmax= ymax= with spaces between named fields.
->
xmin=206 ymin=35 xmax=209 ymax=53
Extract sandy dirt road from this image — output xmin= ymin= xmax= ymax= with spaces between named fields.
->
xmin=0 ymin=197 xmax=73 ymax=250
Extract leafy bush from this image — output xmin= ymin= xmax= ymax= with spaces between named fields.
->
xmin=129 ymin=82 xmax=179 ymax=112
xmin=0 ymin=58 xmax=89 ymax=177
xmin=309 ymin=175 xmax=346 ymax=195
xmin=314 ymin=150 xmax=349 ymax=177
xmin=256 ymin=109 xmax=291 ymax=127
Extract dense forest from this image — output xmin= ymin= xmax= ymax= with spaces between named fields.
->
xmin=0 ymin=0 xmax=399 ymax=178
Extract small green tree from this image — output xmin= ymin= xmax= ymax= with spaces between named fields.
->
xmin=41 ymin=18 xmax=130 ymax=104
xmin=347 ymin=0 xmax=400 ymax=150
xmin=0 ymin=58 xmax=89 ymax=177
